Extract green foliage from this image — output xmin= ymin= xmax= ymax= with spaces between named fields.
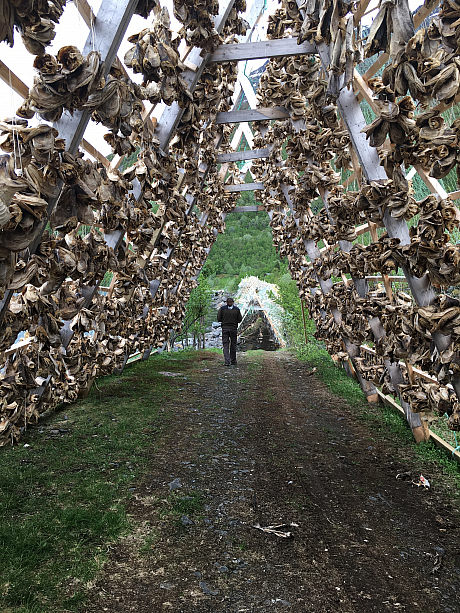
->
xmin=161 ymin=491 xmax=204 ymax=517
xmin=177 ymin=278 xmax=213 ymax=340
xmin=204 ymin=192 xmax=287 ymax=289
xmin=119 ymin=147 xmax=139 ymax=172
xmin=271 ymin=273 xmax=315 ymax=350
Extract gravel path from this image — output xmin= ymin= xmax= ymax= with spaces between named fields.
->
xmin=85 ymin=350 xmax=460 ymax=613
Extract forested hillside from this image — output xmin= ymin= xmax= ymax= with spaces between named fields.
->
xmin=202 ymin=191 xmax=288 ymax=287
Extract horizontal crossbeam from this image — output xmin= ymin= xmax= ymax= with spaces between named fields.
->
xmin=209 ymin=38 xmax=315 ymax=63
xmin=215 ymin=106 xmax=289 ymax=124
xmin=231 ymin=205 xmax=265 ymax=212
xmin=217 ymin=148 xmax=271 ymax=162
xmin=364 ymin=276 xmax=407 ymax=281
xmin=224 ymin=182 xmax=264 ymax=192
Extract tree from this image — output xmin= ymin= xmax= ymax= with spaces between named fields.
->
xmin=173 ymin=279 xmax=213 ymax=348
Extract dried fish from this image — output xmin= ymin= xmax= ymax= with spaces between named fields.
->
xmin=0 ymin=154 xmax=28 ymax=228
xmin=1 ymin=0 xmax=66 ymax=54
xmin=18 ymin=47 xmax=104 ymax=122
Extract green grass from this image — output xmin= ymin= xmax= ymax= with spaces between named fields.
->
xmin=0 ymin=350 xmax=196 ymax=613
xmin=297 ymin=344 xmax=364 ymax=406
xmin=159 ymin=491 xmax=204 ymax=520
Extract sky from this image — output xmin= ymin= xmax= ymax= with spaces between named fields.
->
xmin=0 ymin=0 xmax=426 ymax=160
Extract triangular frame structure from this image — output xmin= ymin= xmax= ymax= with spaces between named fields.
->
xmin=1 ymin=0 xmax=460 ymax=450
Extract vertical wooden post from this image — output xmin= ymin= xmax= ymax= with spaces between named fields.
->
xmin=405 ymin=361 xmax=430 ymax=442
xmin=301 ymin=300 xmax=309 ymax=345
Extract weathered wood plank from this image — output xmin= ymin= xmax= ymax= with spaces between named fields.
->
xmin=81 ymin=139 xmax=109 ymax=167
xmin=215 ymin=106 xmax=290 ymax=124
xmin=365 ymin=276 xmax=407 ymax=281
xmin=414 ymin=164 xmax=448 ymax=199
xmin=74 ymin=0 xmax=95 ymax=27
xmin=231 ymin=205 xmax=265 ymax=212
xmin=0 ymin=59 xmax=28 ymax=97
xmin=217 ymin=148 xmax=271 ymax=162
xmin=307 ymin=14 xmax=457 ymax=433
xmin=353 ymin=0 xmax=373 ymax=25
xmin=53 ymin=0 xmax=139 ymax=156
xmin=209 ymin=38 xmax=315 ymax=63
xmin=224 ymin=182 xmax=264 ymax=192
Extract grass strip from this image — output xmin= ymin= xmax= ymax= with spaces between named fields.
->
xmin=296 ymin=343 xmax=460 ymax=496
xmin=0 ymin=350 xmax=195 ymax=613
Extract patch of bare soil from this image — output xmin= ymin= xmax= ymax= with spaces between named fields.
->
xmin=85 ymin=351 xmax=460 ymax=613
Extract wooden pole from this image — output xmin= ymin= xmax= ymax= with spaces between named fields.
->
xmin=301 ymin=300 xmax=309 ymax=346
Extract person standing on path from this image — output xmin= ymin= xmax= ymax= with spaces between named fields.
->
xmin=217 ymin=297 xmax=242 ymax=366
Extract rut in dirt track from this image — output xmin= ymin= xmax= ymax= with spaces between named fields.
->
xmin=86 ymin=350 xmax=460 ymax=613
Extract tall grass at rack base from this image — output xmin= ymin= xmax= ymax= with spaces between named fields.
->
xmin=273 ymin=274 xmax=378 ymax=405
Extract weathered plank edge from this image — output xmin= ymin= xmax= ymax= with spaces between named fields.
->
xmin=224 ymin=182 xmax=264 ymax=191
xmin=376 ymin=390 xmax=460 ymax=464
xmin=217 ymin=147 xmax=271 ymax=162
xmin=209 ymin=38 xmax=315 ymax=63
xmin=215 ymin=107 xmax=289 ymax=124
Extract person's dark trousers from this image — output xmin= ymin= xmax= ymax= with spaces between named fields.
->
xmin=222 ymin=329 xmax=237 ymax=365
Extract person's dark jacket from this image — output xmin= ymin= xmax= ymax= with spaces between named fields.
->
xmin=217 ymin=305 xmax=242 ymax=330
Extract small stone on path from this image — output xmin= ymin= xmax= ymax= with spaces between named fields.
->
xmin=168 ymin=478 xmax=182 ymax=490
xmin=199 ymin=581 xmax=219 ymax=595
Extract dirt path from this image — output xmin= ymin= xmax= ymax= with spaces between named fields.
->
xmin=85 ymin=351 xmax=460 ymax=613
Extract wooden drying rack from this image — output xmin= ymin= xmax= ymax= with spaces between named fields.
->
xmin=0 ymin=0 xmax=459 ymax=456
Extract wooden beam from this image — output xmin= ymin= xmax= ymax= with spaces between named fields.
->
xmin=209 ymin=38 xmax=315 ymax=63
xmin=375 ymin=391 xmax=427 ymax=444
xmin=353 ymin=70 xmax=379 ymax=114
xmin=216 ymin=147 xmax=271 ymax=162
xmin=360 ymin=53 xmax=388 ymax=87
xmin=356 ymin=222 xmax=370 ymax=237
xmin=74 ymin=0 xmax=136 ymax=95
xmin=52 ymin=0 xmax=139 ymax=156
xmin=414 ymin=165 xmax=448 ymax=199
xmin=232 ymin=205 xmax=265 ymax=212
xmin=300 ymin=18 xmax=430 ymax=435
xmin=354 ymin=0 xmax=373 ymax=25
xmin=74 ymin=0 xmax=95 ymax=27
xmin=216 ymin=106 xmax=290 ymax=124
xmin=0 ymin=59 xmax=28 ymax=97
xmin=430 ymin=429 xmax=460 ymax=464
xmin=224 ymin=182 xmax=264 ymax=192
xmin=342 ymin=170 xmax=357 ymax=189
xmin=318 ymin=222 xmax=371 ymax=255
xmin=433 ymin=91 xmax=460 ymax=113
xmin=81 ymin=139 xmax=109 ymax=167
xmin=365 ymin=276 xmax=407 ymax=281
